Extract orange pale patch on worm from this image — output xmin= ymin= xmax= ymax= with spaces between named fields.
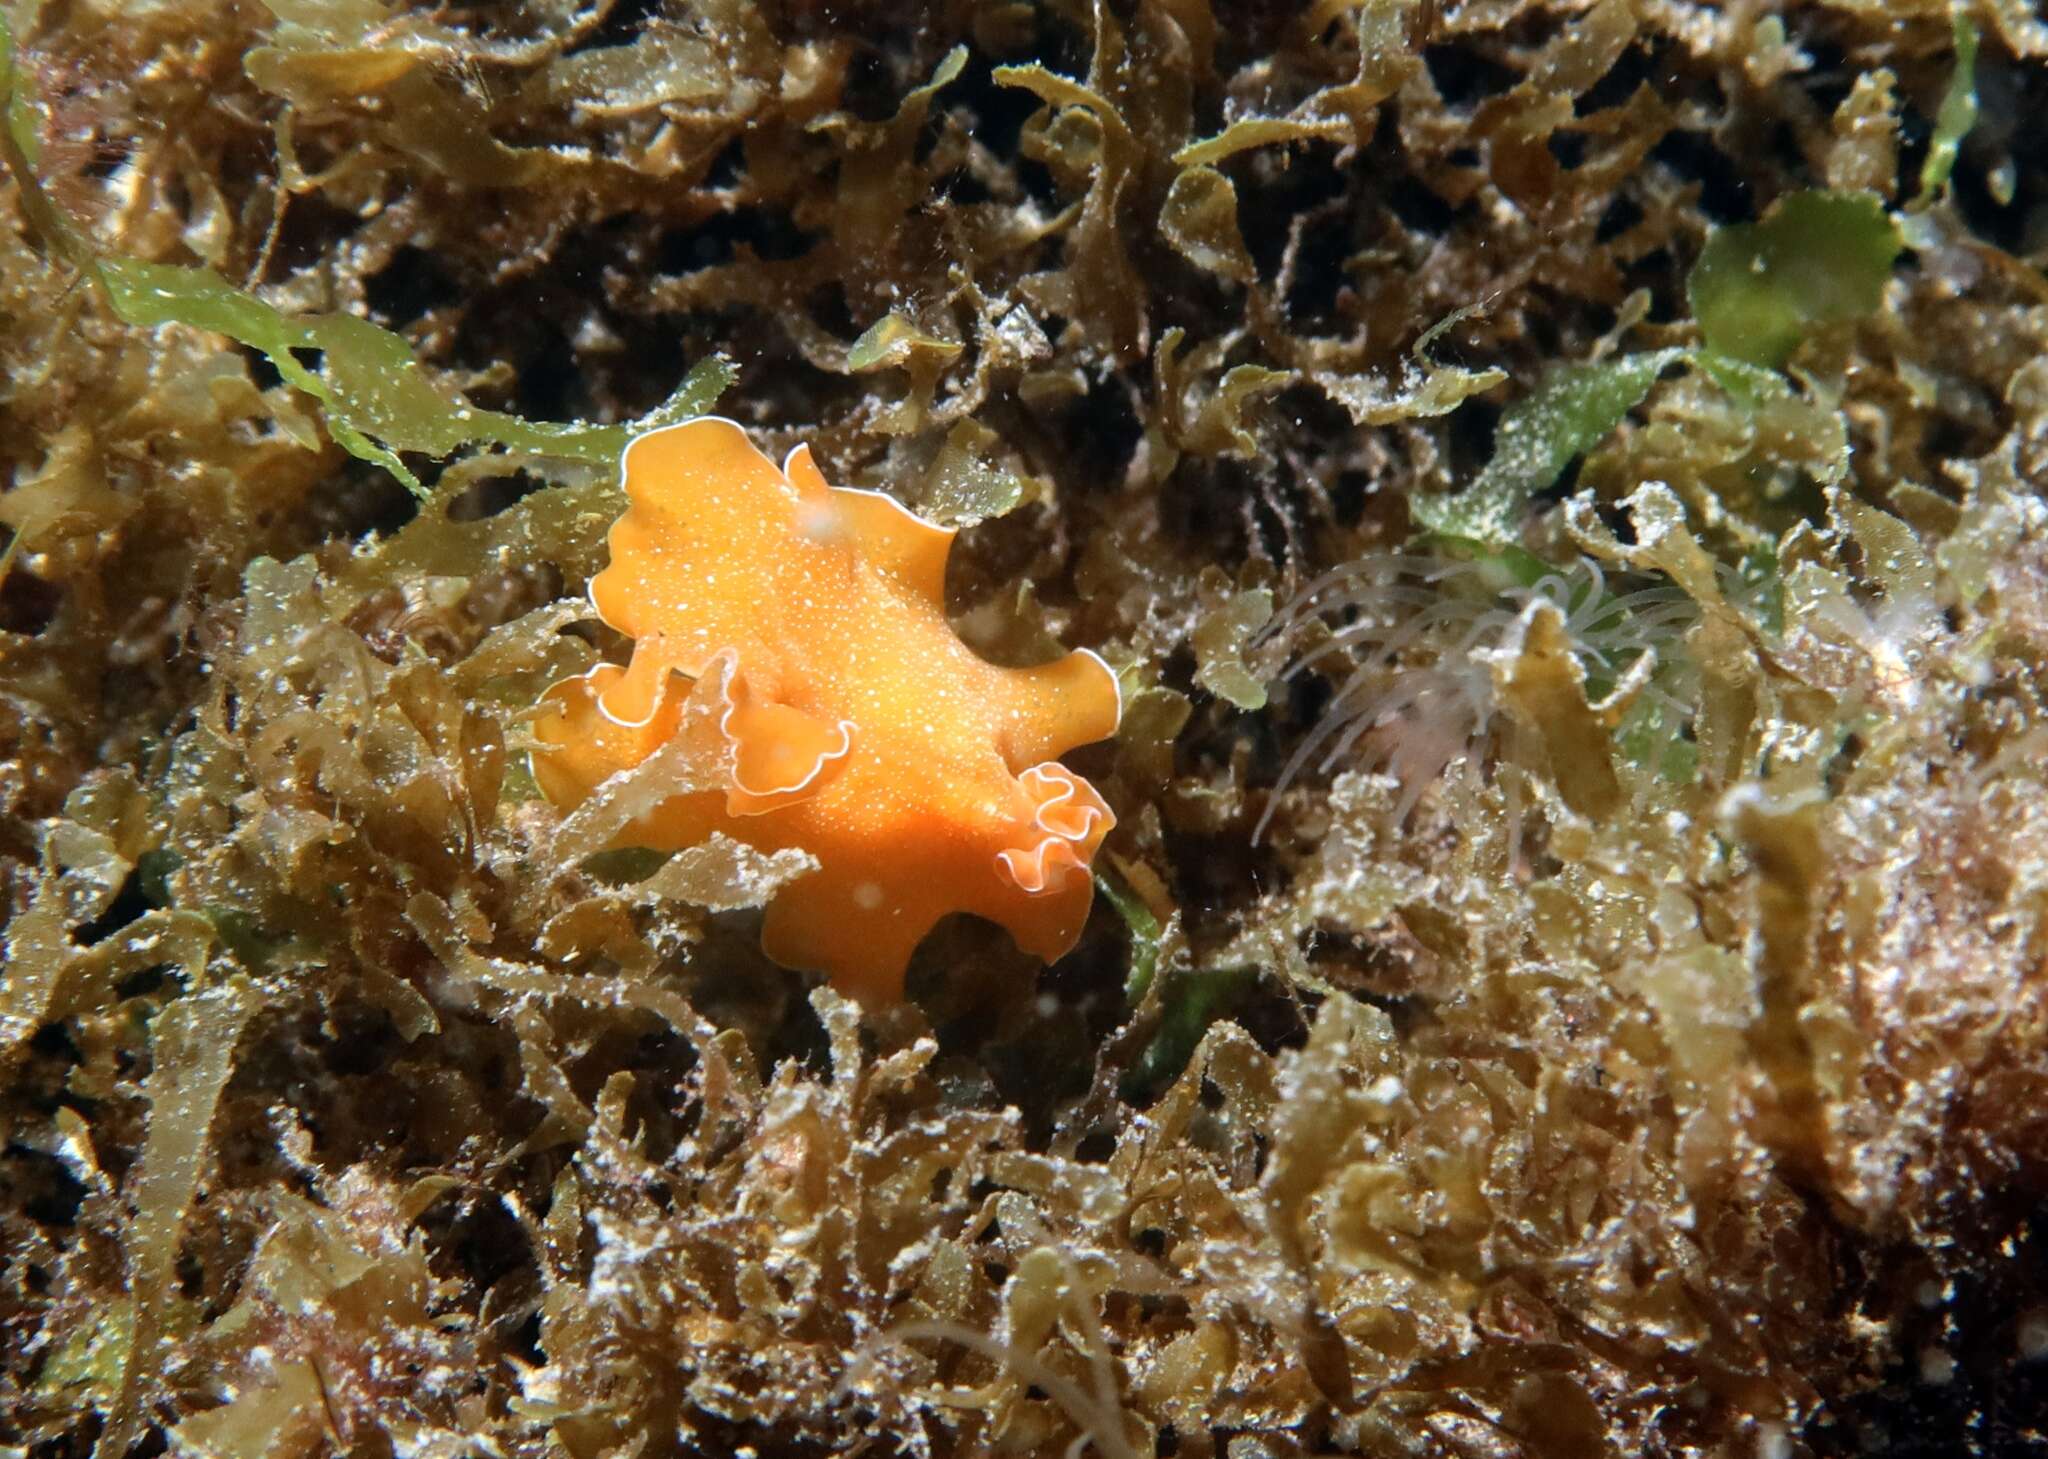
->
xmin=530 ymin=417 xmax=1121 ymax=1005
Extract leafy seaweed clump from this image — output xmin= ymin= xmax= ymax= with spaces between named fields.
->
xmin=3 ymin=2 xmax=2047 ymax=1457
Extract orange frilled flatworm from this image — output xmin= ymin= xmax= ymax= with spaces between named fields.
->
xmin=529 ymin=417 xmax=1122 ymax=1005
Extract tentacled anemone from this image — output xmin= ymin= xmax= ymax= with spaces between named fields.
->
xmin=1255 ymin=551 xmax=1700 ymax=842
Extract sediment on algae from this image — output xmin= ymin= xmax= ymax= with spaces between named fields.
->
xmin=2 ymin=1 xmax=2046 ymax=1455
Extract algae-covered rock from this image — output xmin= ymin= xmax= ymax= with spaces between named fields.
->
xmin=2 ymin=1 xmax=2045 ymax=1455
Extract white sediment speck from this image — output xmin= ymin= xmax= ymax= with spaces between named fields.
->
xmin=1918 ymin=1348 xmax=1956 ymax=1386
